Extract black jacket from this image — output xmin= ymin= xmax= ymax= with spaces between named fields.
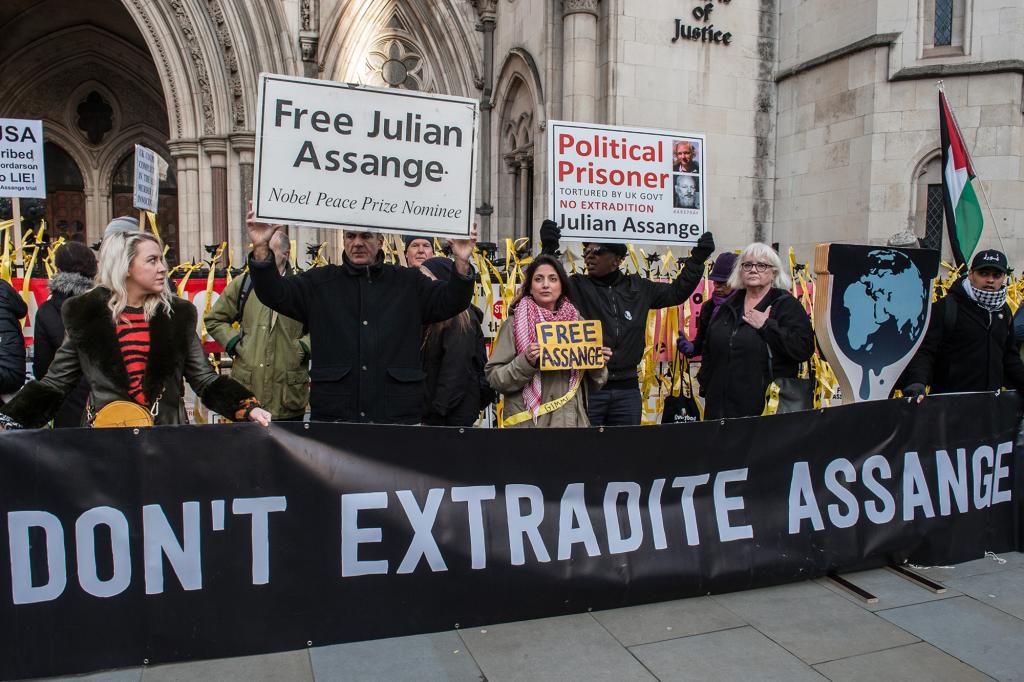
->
xmin=700 ymin=288 xmax=815 ymax=420
xmin=248 ymin=251 xmax=474 ymax=424
xmin=421 ymin=306 xmax=484 ymax=426
xmin=33 ymin=272 xmax=93 ymax=426
xmin=902 ymin=280 xmax=1024 ymax=394
xmin=0 ymin=279 xmax=27 ymax=397
xmin=564 ymin=260 xmax=704 ymax=385
xmin=2 ymin=288 xmax=254 ymax=428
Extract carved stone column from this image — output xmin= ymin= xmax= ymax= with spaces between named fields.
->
xmin=471 ymin=0 xmax=498 ymax=241
xmin=517 ymin=153 xmax=533 ymax=239
xmin=299 ymin=0 xmax=320 ymax=78
xmin=202 ymin=137 xmax=229 ymax=249
xmin=229 ymin=132 xmax=254 ymax=263
xmin=562 ymin=0 xmax=600 ymax=123
xmin=168 ymin=139 xmax=201 ymax=264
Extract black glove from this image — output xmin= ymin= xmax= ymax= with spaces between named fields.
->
xmin=689 ymin=231 xmax=715 ymax=264
xmin=539 ymin=219 xmax=561 ymax=254
xmin=902 ymin=382 xmax=926 ymax=398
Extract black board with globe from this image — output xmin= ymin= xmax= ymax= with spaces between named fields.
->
xmin=813 ymin=243 xmax=940 ymax=403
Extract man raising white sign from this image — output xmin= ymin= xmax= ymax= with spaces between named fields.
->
xmin=245 ymin=206 xmax=477 ymax=425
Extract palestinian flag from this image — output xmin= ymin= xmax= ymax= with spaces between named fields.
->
xmin=939 ymin=90 xmax=984 ymax=267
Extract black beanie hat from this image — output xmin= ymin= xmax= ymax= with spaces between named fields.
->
xmin=403 ymin=235 xmax=433 ymax=252
xmin=54 ymin=241 xmax=98 ymax=279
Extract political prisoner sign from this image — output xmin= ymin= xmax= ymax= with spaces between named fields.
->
xmin=548 ymin=120 xmax=706 ymax=246
xmin=253 ymin=73 xmax=478 ymax=238
xmin=132 ymin=144 xmax=159 ymax=213
xmin=537 ymin=320 xmax=604 ymax=370
xmin=0 ymin=119 xmax=45 ymax=198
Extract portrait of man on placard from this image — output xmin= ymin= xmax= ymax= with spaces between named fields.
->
xmin=673 ymin=173 xmax=700 ymax=209
xmin=672 ymin=139 xmax=700 ymax=173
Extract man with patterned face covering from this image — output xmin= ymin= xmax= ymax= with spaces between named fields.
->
xmin=902 ymin=249 xmax=1024 ymax=396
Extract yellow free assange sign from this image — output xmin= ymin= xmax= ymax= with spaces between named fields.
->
xmin=537 ymin=320 xmax=604 ymax=371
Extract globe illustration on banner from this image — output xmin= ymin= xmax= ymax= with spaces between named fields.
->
xmin=835 ymin=249 xmax=929 ymax=399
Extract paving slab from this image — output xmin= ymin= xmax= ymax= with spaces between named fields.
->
xmin=41 ymin=670 xmax=143 ymax=682
xmin=630 ymin=625 xmax=826 ymax=682
xmin=812 ymin=641 xmax=995 ymax=681
xmin=816 ymin=567 xmax=961 ymax=612
xmin=878 ymin=596 xmax=1024 ymax=682
xmin=591 ymin=596 xmax=746 ymax=647
xmin=711 ymin=579 xmax=918 ymax=664
xmin=309 ymin=631 xmax=482 ymax=682
xmin=902 ymin=552 xmax=1024 ymax=583
xmin=141 ymin=649 xmax=313 ymax=682
xmin=946 ymin=568 xmax=1024 ymax=620
xmin=458 ymin=614 xmax=655 ymax=682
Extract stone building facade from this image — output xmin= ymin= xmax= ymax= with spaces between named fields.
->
xmin=1 ymin=0 xmax=1021 ymax=267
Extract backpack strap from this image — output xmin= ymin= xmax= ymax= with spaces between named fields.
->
xmin=234 ymin=273 xmax=253 ymax=325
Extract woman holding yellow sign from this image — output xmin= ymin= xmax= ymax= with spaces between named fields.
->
xmin=486 ymin=255 xmax=610 ymax=427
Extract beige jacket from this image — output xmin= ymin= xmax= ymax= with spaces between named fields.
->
xmin=485 ymin=314 xmax=607 ymax=428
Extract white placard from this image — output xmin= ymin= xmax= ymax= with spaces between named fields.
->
xmin=253 ymin=73 xmax=478 ymax=237
xmin=547 ymin=120 xmax=706 ymax=246
xmin=0 ymin=119 xmax=45 ymax=198
xmin=133 ymin=144 xmax=159 ymax=213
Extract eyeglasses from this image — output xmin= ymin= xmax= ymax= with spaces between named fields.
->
xmin=584 ymin=246 xmax=609 ymax=257
xmin=741 ymin=262 xmax=772 ymax=273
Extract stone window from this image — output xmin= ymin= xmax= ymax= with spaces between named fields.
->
xmin=912 ymin=155 xmax=950 ymax=260
xmin=922 ymin=185 xmax=945 ymax=251
xmin=922 ymin=0 xmax=966 ymax=57
xmin=496 ymin=73 xmax=538 ymax=244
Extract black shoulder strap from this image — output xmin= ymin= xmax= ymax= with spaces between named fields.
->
xmin=234 ymin=273 xmax=253 ymax=324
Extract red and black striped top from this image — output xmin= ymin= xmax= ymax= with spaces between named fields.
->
xmin=116 ymin=307 xmax=150 ymax=405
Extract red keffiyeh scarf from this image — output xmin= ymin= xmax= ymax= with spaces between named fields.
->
xmin=512 ymin=295 xmax=581 ymax=420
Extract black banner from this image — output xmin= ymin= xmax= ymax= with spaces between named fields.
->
xmin=1 ymin=392 xmax=1021 ymax=679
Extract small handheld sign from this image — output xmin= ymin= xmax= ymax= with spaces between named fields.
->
xmin=132 ymin=144 xmax=159 ymax=213
xmin=0 ymin=118 xmax=45 ymax=198
xmin=537 ymin=320 xmax=604 ymax=371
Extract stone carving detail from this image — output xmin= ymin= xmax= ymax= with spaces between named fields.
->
xmin=206 ymin=0 xmax=246 ymax=130
xmin=563 ymin=0 xmax=599 ymax=16
xmin=170 ymin=0 xmax=216 ymax=135
xmin=128 ymin=0 xmax=183 ymax=136
xmin=365 ymin=39 xmax=429 ymax=91
xmin=470 ymin=0 xmax=499 ymax=22
xmin=301 ymin=0 xmax=313 ymax=31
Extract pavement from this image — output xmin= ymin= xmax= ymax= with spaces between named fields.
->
xmin=40 ymin=552 xmax=1024 ymax=682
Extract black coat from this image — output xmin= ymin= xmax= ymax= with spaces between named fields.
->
xmin=700 ymin=288 xmax=815 ymax=420
xmin=33 ymin=273 xmax=93 ymax=427
xmin=902 ymin=280 xmax=1024 ymax=394
xmin=0 ymin=279 xmax=27 ymax=396
xmin=421 ymin=306 xmax=484 ymax=426
xmin=248 ymin=251 xmax=474 ymax=424
xmin=567 ymin=259 xmax=704 ymax=385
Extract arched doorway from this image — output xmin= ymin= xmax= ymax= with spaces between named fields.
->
xmin=0 ymin=0 xmax=174 ymax=247
xmin=42 ymin=142 xmax=88 ymax=244
xmin=111 ymin=152 xmax=180 ymax=266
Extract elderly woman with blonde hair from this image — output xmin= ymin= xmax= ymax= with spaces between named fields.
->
xmin=698 ymin=242 xmax=814 ymax=420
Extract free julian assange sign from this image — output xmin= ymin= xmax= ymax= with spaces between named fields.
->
xmin=253 ymin=73 xmax=478 ymax=237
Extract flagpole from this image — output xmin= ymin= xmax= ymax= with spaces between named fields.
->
xmin=971 ymin=174 xmax=1008 ymax=256
xmin=938 ymin=80 xmax=1007 ymax=258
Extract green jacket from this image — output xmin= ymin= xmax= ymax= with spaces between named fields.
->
xmin=205 ymin=274 xmax=310 ymax=419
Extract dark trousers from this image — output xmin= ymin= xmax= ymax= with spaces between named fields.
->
xmin=587 ymin=386 xmax=643 ymax=426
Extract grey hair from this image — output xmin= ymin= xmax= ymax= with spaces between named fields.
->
xmin=726 ymin=242 xmax=792 ymax=290
xmin=97 ymin=230 xmax=173 ymax=324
